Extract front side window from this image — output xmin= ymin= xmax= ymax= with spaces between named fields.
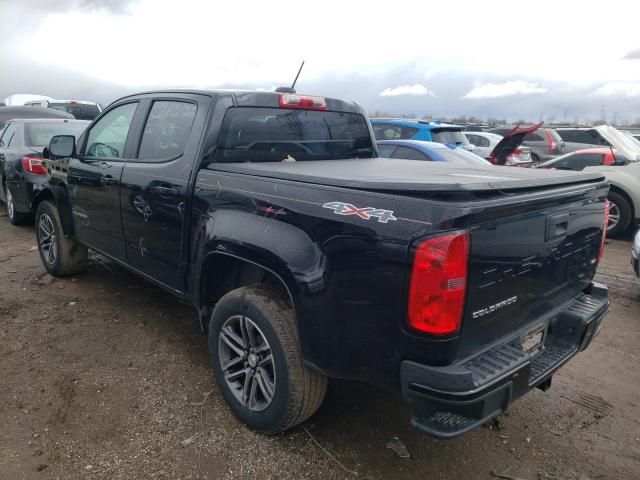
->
xmin=138 ymin=101 xmax=197 ymax=161
xmin=430 ymin=129 xmax=470 ymax=146
xmin=373 ymin=124 xmax=400 ymax=140
xmin=85 ymin=103 xmax=138 ymax=158
xmin=215 ymin=107 xmax=374 ymax=162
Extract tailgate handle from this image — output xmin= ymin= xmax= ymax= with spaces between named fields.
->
xmin=546 ymin=212 xmax=569 ymax=241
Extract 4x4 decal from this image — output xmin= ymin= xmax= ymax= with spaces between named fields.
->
xmin=323 ymin=202 xmax=397 ymax=223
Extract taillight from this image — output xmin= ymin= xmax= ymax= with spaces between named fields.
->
xmin=545 ymin=130 xmax=556 ymax=153
xmin=279 ymin=94 xmax=326 ymax=110
xmin=597 ymin=200 xmax=610 ymax=264
xmin=407 ymin=231 xmax=469 ymax=335
xmin=21 ymin=156 xmax=47 ymax=175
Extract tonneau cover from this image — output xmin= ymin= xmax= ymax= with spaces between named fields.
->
xmin=208 ymin=158 xmax=605 ymax=192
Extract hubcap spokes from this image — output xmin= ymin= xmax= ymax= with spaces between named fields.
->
xmin=6 ymin=189 xmax=14 ymax=219
xmin=219 ymin=315 xmax=276 ymax=411
xmin=38 ymin=214 xmax=57 ymax=265
xmin=607 ymin=202 xmax=620 ymax=231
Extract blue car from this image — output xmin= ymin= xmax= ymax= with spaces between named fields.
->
xmin=376 ymin=139 xmax=491 ymax=165
xmin=371 ymin=118 xmax=474 ymax=151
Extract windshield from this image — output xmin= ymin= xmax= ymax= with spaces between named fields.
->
xmin=49 ymin=103 xmax=101 ymax=120
xmin=215 ymin=107 xmax=374 ymax=162
xmin=25 ymin=122 xmax=88 ymax=147
xmin=430 ymin=128 xmax=470 ymax=146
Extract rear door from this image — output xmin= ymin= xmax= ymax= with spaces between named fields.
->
xmin=68 ymin=101 xmax=140 ymax=260
xmin=119 ymin=94 xmax=207 ymax=289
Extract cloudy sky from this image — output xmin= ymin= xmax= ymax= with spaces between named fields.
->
xmin=2 ymin=0 xmax=640 ymax=123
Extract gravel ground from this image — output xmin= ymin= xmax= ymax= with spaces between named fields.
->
xmin=1 ymin=207 xmax=639 ymax=480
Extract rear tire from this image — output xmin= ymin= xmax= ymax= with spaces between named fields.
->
xmin=35 ymin=200 xmax=88 ymax=276
xmin=530 ymin=153 xmax=540 ymax=165
xmin=208 ymin=284 xmax=327 ymax=434
xmin=5 ymin=187 xmax=30 ymax=226
xmin=606 ymin=191 xmax=631 ymax=237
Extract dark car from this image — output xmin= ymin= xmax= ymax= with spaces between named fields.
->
xmin=488 ymin=125 xmax=564 ymax=163
xmin=24 ymin=99 xmax=102 ymax=121
xmin=0 ymin=118 xmax=89 ymax=224
xmin=36 ymin=89 xmax=608 ymax=439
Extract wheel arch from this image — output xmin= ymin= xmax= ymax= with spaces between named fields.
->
xmin=32 ymin=185 xmax=76 ymax=237
xmin=195 ymin=251 xmax=299 ymax=333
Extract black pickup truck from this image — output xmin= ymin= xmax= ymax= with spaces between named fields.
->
xmin=35 ymin=89 xmax=609 ymax=438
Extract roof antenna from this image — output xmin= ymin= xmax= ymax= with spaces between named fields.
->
xmin=275 ymin=60 xmax=305 ymax=94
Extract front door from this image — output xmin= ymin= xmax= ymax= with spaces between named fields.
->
xmin=68 ymin=102 xmax=140 ymax=261
xmin=120 ymin=97 xmax=202 ymax=289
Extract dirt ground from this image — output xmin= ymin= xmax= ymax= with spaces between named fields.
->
xmin=1 ymin=207 xmax=639 ymax=480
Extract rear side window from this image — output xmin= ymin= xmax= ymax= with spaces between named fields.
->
xmin=373 ymin=124 xmax=418 ymax=140
xmin=391 ymin=146 xmax=429 ymax=161
xmin=430 ymin=129 xmax=469 ymax=145
xmin=377 ymin=144 xmax=396 ymax=157
xmin=85 ymin=102 xmax=138 ymax=158
xmin=466 ymin=134 xmax=490 ymax=147
xmin=0 ymin=123 xmax=17 ymax=147
xmin=524 ymin=132 xmax=545 ymax=142
xmin=215 ymin=107 xmax=374 ymax=162
xmin=138 ymin=101 xmax=197 ymax=161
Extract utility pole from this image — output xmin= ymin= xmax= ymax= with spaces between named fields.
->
xmin=613 ymin=112 xmax=618 ymax=126
xmin=600 ymin=105 xmax=606 ymax=122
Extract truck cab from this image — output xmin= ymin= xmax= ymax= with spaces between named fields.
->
xmin=36 ymin=89 xmax=609 ymax=438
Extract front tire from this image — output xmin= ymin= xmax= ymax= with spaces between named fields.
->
xmin=606 ymin=191 xmax=631 ymax=237
xmin=35 ymin=200 xmax=88 ymax=276
xmin=209 ymin=284 xmax=327 ymax=434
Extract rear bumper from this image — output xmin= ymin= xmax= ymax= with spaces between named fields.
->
xmin=401 ymin=283 xmax=608 ymax=438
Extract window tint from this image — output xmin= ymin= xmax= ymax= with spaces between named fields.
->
xmin=524 ymin=132 xmax=545 ymax=142
xmin=85 ymin=103 xmax=138 ymax=158
xmin=373 ymin=124 xmax=418 ymax=140
xmin=0 ymin=123 xmax=17 ymax=147
xmin=215 ymin=107 xmax=374 ymax=162
xmin=377 ymin=144 xmax=396 ymax=157
xmin=465 ymin=134 xmax=479 ymax=146
xmin=138 ymin=101 xmax=197 ymax=161
xmin=587 ymin=130 xmax=611 ymax=146
xmin=49 ymin=103 xmax=101 ymax=121
xmin=468 ymin=135 xmax=491 ymax=147
xmin=548 ymin=153 xmax=604 ymax=170
xmin=390 ymin=146 xmax=429 ymax=161
xmin=490 ymin=128 xmax=510 ymax=136
xmin=430 ymin=129 xmax=469 ymax=146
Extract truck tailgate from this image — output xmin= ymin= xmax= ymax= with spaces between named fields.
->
xmin=456 ymin=182 xmax=608 ymax=359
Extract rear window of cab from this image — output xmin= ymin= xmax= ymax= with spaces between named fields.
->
xmin=214 ymin=107 xmax=375 ymax=162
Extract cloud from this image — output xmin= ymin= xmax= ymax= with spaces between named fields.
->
xmin=379 ymin=84 xmax=434 ymax=97
xmin=463 ymin=80 xmax=547 ymax=99
xmin=623 ymin=48 xmax=640 ymax=60
xmin=592 ymin=82 xmax=640 ymax=97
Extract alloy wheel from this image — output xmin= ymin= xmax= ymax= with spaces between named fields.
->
xmin=38 ymin=213 xmax=57 ymax=265
xmin=6 ymin=188 xmax=14 ymax=220
xmin=218 ymin=315 xmax=276 ymax=412
xmin=607 ymin=201 xmax=620 ymax=232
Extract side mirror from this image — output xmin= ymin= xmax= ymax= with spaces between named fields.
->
xmin=49 ymin=135 xmax=76 ymax=158
xmin=42 ymin=147 xmax=50 ymax=159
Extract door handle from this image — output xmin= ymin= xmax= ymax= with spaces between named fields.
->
xmin=155 ymin=185 xmax=179 ymax=197
xmin=100 ymin=174 xmax=117 ymax=186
